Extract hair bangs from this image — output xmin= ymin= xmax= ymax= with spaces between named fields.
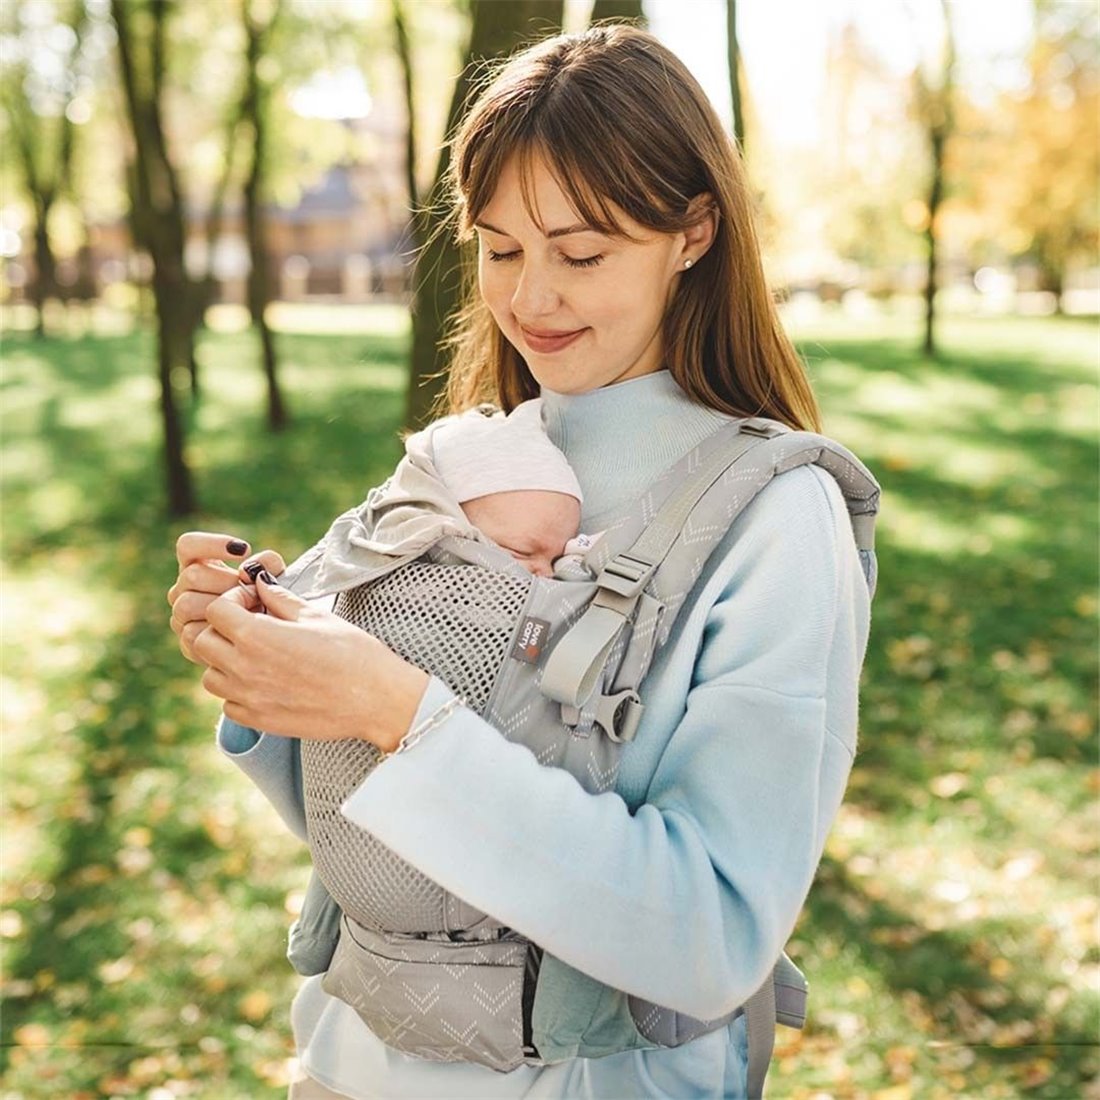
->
xmin=518 ymin=138 xmax=637 ymax=240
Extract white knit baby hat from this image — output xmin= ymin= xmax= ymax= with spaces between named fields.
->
xmin=430 ymin=399 xmax=583 ymax=505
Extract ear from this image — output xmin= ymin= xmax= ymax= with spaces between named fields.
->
xmin=679 ymin=192 xmax=718 ymax=268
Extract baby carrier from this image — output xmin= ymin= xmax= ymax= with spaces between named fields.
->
xmin=278 ymin=415 xmax=880 ymax=1098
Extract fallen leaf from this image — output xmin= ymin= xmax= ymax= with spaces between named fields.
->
xmin=930 ymin=772 xmax=969 ymax=798
xmin=14 ymin=1022 xmax=50 ymax=1047
xmin=239 ymin=989 xmax=272 ymax=1022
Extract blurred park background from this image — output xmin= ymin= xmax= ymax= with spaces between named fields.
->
xmin=1 ymin=0 xmax=1097 ymax=1097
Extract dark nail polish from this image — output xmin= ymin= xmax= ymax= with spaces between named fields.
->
xmin=242 ymin=561 xmax=264 ymax=581
xmin=226 ymin=539 xmax=248 ymax=556
xmin=258 ymin=569 xmax=279 ymax=585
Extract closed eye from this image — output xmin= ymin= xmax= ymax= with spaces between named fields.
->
xmin=562 ymin=254 xmax=603 ymax=269
xmin=485 ymin=247 xmax=603 ymax=270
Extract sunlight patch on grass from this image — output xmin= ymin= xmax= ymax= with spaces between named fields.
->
xmin=205 ymin=304 xmax=252 ymax=332
xmin=819 ymin=362 xmax=1007 ymax=422
xmin=3 ymin=571 xmax=128 ymax=676
xmin=881 ymin=495 xmax=1035 ymax=556
xmin=266 ymin=301 xmax=411 ymax=337
xmin=16 ymin=479 xmax=91 ymax=542
xmin=281 ymin=359 xmax=407 ymax=394
xmin=1 ymin=437 xmax=54 ymax=484
xmin=53 ymin=375 xmax=161 ymax=431
xmin=1050 ymin=382 xmax=1100 ymax=439
xmin=923 ymin=437 xmax=1048 ymax=489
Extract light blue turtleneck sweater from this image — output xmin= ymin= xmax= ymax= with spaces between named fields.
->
xmin=219 ymin=371 xmax=872 ymax=1098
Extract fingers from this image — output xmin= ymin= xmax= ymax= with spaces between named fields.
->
xmin=176 ymin=531 xmax=251 ymax=568
xmin=177 ymin=620 xmax=208 ymax=664
xmin=167 ymin=558 xmax=241 ymax=608
xmin=253 ymin=573 xmax=307 ymax=622
xmin=237 ymin=548 xmax=287 ymax=584
xmin=217 ymin=584 xmax=263 ymax=612
xmin=169 ymin=589 xmax=218 ymax=634
xmin=206 ymin=584 xmax=264 ymax=638
xmin=201 ymin=664 xmax=231 ymax=701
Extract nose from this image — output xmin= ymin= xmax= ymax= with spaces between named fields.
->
xmin=511 ymin=259 xmax=560 ymax=320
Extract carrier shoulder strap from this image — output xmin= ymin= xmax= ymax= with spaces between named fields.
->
xmin=541 ymin=419 xmax=880 ymax=712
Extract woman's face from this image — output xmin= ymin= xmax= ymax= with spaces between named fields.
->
xmin=475 ymin=155 xmax=693 ymax=395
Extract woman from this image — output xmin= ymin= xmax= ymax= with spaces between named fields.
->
xmin=169 ymin=26 xmax=873 ymax=1099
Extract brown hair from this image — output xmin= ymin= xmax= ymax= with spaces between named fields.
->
xmin=441 ymin=25 xmax=820 ymax=432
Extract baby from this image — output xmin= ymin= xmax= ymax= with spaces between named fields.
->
xmin=243 ymin=400 xmax=600 ymax=976
xmin=427 ymin=398 xmax=597 ymax=576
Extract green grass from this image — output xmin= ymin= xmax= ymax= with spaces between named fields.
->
xmin=1 ymin=305 xmax=1097 ymax=1098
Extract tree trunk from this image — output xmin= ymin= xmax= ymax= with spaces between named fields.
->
xmin=195 ymin=101 xmax=245 ymax=333
xmin=2 ymin=2 xmax=82 ymax=340
xmin=922 ymin=128 xmax=944 ymax=357
xmin=391 ymin=0 xmax=419 ymax=252
xmin=590 ymin=0 xmax=645 ymax=22
xmin=405 ymin=0 xmax=565 ymax=431
xmin=6 ymin=112 xmax=61 ymax=338
xmin=921 ymin=0 xmax=955 ymax=360
xmin=726 ymin=0 xmax=744 ymax=152
xmin=242 ymin=0 xmax=288 ymax=431
xmin=30 ymin=207 xmax=56 ymax=339
xmin=155 ymin=270 xmax=196 ymax=515
xmin=111 ymin=0 xmax=197 ymax=516
xmin=1034 ymin=234 xmax=1066 ymax=315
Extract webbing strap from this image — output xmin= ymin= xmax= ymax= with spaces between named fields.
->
xmin=621 ymin=424 xmax=772 ymax=570
xmin=744 ymin=968 xmax=779 ymax=1099
xmin=851 ymin=511 xmax=876 ymax=552
xmin=540 ymin=604 xmax=630 ymax=708
xmin=540 ymin=427 xmax=772 ymax=709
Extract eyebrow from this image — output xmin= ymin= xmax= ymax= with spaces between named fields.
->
xmin=474 ymin=219 xmax=598 ymax=240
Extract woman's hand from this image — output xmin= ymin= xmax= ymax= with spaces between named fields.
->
xmin=168 ymin=532 xmax=284 ymax=664
xmin=194 ymin=575 xmax=430 ymax=751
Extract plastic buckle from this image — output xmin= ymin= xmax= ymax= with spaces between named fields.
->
xmin=597 ymin=552 xmax=657 ymax=600
xmin=596 ymin=689 xmax=644 ymax=743
xmin=739 ymin=419 xmax=773 ymax=438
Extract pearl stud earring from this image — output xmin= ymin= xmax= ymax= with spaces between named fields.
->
xmin=683 ymin=259 xmax=694 ymax=269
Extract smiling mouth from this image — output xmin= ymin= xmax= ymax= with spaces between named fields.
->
xmin=520 ymin=326 xmax=588 ymax=353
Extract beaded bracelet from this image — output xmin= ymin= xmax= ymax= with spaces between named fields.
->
xmin=384 ymin=695 xmax=465 ymax=759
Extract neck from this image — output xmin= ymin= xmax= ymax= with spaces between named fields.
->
xmin=540 ymin=371 xmax=731 ymax=527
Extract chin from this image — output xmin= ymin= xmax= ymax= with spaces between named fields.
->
xmin=528 ymin=373 xmax=594 ymax=396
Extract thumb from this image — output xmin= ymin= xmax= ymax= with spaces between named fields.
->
xmin=255 ymin=571 xmax=307 ymax=621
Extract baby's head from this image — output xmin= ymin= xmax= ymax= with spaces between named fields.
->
xmin=461 ymin=490 xmax=579 ymax=577
xmin=431 ymin=400 xmax=582 ymax=577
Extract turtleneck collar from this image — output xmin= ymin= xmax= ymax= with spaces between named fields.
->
xmin=540 ymin=370 xmax=732 ymax=527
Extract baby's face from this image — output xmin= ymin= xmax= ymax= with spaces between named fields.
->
xmin=462 ymin=490 xmax=581 ymax=577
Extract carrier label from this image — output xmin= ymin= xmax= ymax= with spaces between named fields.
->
xmin=511 ymin=616 xmax=550 ymax=664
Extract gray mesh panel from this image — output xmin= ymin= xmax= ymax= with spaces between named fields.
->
xmin=340 ymin=560 xmax=531 ymax=714
xmin=301 ymin=560 xmax=530 ymax=933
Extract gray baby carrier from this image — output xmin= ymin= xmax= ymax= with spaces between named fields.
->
xmin=279 ymin=416 xmax=880 ymax=1098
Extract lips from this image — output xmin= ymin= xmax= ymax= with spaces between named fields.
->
xmin=520 ymin=326 xmax=588 ymax=354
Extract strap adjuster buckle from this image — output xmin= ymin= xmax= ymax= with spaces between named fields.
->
xmin=739 ymin=419 xmax=773 ymax=438
xmin=597 ymin=552 xmax=657 ymax=600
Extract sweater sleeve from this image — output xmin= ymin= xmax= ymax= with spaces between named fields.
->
xmin=217 ymin=715 xmax=309 ymax=843
xmin=340 ymin=467 xmax=869 ymax=1021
